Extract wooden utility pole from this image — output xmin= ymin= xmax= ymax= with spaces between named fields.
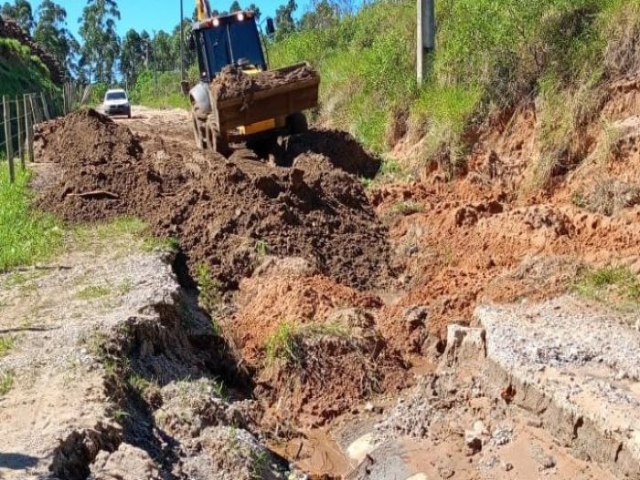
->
xmin=417 ymin=0 xmax=435 ymax=86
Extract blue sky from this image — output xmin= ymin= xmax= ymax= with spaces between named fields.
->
xmin=30 ymin=0 xmax=291 ymax=37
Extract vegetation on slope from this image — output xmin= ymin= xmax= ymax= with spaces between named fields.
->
xmin=270 ymin=0 xmax=640 ymax=178
xmin=0 ymin=36 xmax=56 ymax=95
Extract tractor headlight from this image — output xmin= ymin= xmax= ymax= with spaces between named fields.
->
xmin=237 ymin=12 xmax=245 ymax=21
xmin=212 ymin=17 xmax=220 ymax=27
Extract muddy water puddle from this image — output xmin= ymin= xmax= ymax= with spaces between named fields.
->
xmin=270 ymin=429 xmax=353 ymax=478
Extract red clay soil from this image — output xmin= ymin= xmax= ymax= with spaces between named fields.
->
xmin=233 ymin=271 xmax=383 ymax=365
xmin=229 ymin=264 xmax=409 ymax=429
xmin=230 ymin=263 xmax=408 ymax=429
xmin=373 ymin=80 xmax=640 ymax=354
xmin=36 ymin=109 xmax=393 ymax=291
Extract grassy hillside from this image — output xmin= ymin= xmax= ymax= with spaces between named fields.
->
xmin=270 ymin=0 xmax=640 ymax=174
xmin=0 ymin=37 xmax=57 ymax=96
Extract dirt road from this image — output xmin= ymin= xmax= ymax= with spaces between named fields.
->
xmin=1 ymin=105 xmax=639 ymax=479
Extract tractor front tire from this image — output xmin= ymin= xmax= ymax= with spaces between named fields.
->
xmin=287 ymin=112 xmax=308 ymax=135
xmin=206 ymin=119 xmax=230 ymax=157
xmin=192 ymin=112 xmax=206 ymax=150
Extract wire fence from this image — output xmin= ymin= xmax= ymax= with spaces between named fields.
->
xmin=1 ymin=82 xmax=89 ymax=184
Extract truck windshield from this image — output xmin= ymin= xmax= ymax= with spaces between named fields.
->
xmin=202 ymin=20 xmax=265 ymax=75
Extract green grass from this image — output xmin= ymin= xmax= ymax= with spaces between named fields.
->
xmin=391 ymin=200 xmax=424 ymax=216
xmin=73 ymin=216 xmax=178 ymax=253
xmin=195 ymin=263 xmax=222 ymax=312
xmin=74 ymin=216 xmax=147 ymax=241
xmin=264 ymin=320 xmax=350 ymax=365
xmin=255 ymin=240 xmax=269 ymax=257
xmin=130 ymin=70 xmax=191 ymax=110
xmin=574 ymin=265 xmax=640 ymax=307
xmin=0 ymin=336 xmax=15 ymax=357
xmin=0 ymin=164 xmax=63 ymax=272
xmin=265 ymin=321 xmax=300 ymax=364
xmin=0 ymin=370 xmax=14 ymax=396
xmin=76 ymin=284 xmax=112 ymax=300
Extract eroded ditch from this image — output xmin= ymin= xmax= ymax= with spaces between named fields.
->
xmin=34 ymin=110 xmax=415 ymax=479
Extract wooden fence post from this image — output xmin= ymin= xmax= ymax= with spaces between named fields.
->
xmin=24 ymin=95 xmax=34 ymax=163
xmin=23 ymin=94 xmax=31 ymax=163
xmin=40 ymin=92 xmax=51 ymax=120
xmin=16 ymin=97 xmax=24 ymax=169
xmin=63 ymin=83 xmax=68 ymax=115
xmin=3 ymin=95 xmax=15 ymax=183
xmin=29 ymin=94 xmax=40 ymax=124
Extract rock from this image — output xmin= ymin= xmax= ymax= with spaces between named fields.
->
xmin=442 ymin=325 xmax=486 ymax=366
xmin=526 ymin=417 xmax=543 ymax=428
xmin=492 ymin=426 xmax=512 ymax=446
xmin=504 ymin=462 xmax=514 ymax=471
xmin=404 ymin=305 xmax=430 ymax=331
xmin=464 ymin=420 xmax=488 ymax=455
xmin=464 ymin=432 xmax=482 ymax=454
xmin=438 ymin=466 xmax=455 ymax=478
xmin=91 ymin=443 xmax=161 ymax=480
xmin=530 ymin=445 xmax=557 ymax=471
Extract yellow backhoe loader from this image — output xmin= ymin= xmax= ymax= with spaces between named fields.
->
xmin=187 ymin=6 xmax=320 ymax=153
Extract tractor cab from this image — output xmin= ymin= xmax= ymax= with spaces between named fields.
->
xmin=192 ymin=11 xmax=268 ymax=82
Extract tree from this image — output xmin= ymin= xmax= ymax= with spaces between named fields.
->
xmin=34 ymin=0 xmax=79 ymax=77
xmin=150 ymin=30 xmax=177 ymax=71
xmin=1 ymin=0 xmax=34 ymax=32
xmin=299 ymin=0 xmax=338 ymax=31
xmin=229 ymin=1 xmax=241 ymax=13
xmin=78 ymin=0 xmax=121 ymax=84
xmin=247 ymin=3 xmax=261 ymax=21
xmin=120 ymin=29 xmax=147 ymax=86
xmin=274 ymin=0 xmax=297 ymax=40
xmin=172 ymin=20 xmax=194 ymax=72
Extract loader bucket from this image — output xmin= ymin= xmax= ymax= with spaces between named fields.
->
xmin=214 ymin=63 xmax=320 ymax=133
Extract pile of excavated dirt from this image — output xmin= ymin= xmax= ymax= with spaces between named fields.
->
xmin=211 ymin=64 xmax=318 ymax=101
xmin=36 ymin=109 xmax=393 ymax=291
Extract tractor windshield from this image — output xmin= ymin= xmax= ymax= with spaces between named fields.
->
xmin=200 ymin=18 xmax=266 ymax=76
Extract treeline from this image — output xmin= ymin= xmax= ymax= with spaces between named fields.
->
xmin=0 ymin=0 xmax=356 ymax=87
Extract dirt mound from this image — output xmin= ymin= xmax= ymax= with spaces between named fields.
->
xmin=37 ymin=109 xmax=394 ymax=290
xmin=232 ymin=263 xmax=384 ymax=364
xmin=212 ymin=64 xmax=318 ymax=101
xmin=281 ymin=129 xmax=382 ymax=178
xmin=35 ymin=109 xmax=178 ymax=223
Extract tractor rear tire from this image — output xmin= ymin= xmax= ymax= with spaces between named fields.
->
xmin=287 ymin=112 xmax=308 ymax=135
